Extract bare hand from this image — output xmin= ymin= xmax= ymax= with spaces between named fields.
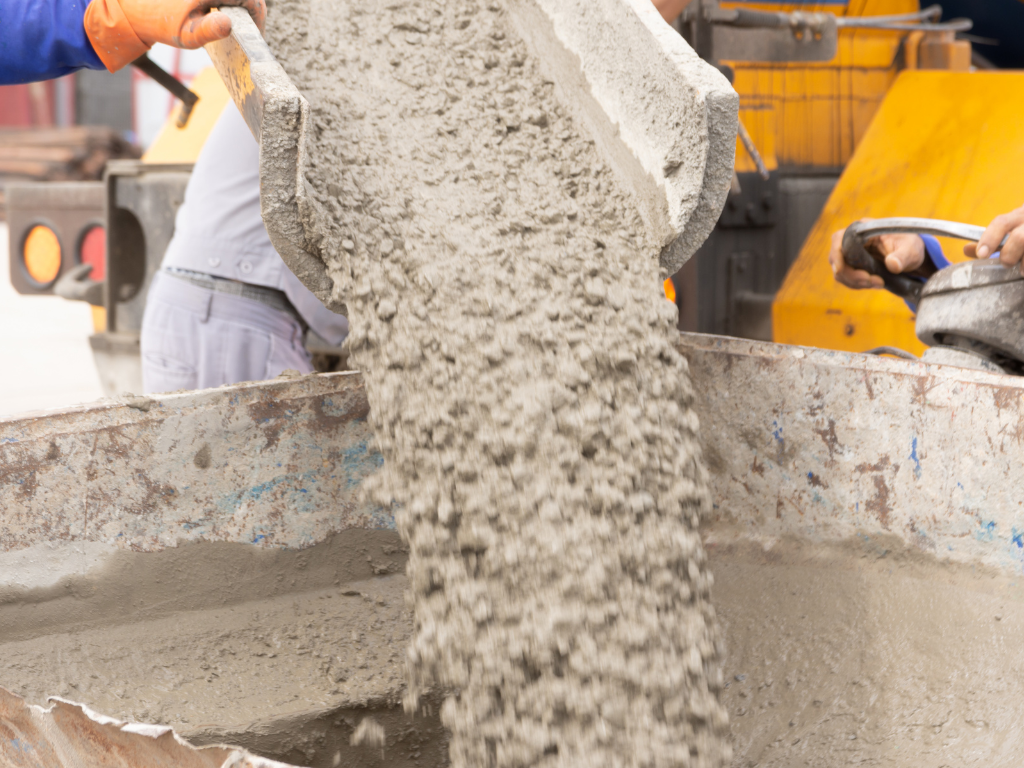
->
xmin=964 ymin=206 xmax=1024 ymax=271
xmin=651 ymin=0 xmax=694 ymax=23
xmin=828 ymin=223 xmax=926 ymax=290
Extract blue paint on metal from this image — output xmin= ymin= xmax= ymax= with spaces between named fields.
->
xmin=0 ymin=438 xmax=19 ymax=444
xmin=976 ymin=520 xmax=997 ymax=542
xmin=341 ymin=437 xmax=384 ymax=490
xmin=909 ymin=437 xmax=921 ymax=480
xmin=772 ymin=420 xmax=783 ymax=445
xmin=1013 ymin=528 xmax=1024 ymax=549
xmin=246 ymin=476 xmax=288 ymax=502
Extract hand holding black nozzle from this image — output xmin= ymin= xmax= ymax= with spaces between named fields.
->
xmin=839 ymin=221 xmax=934 ymax=304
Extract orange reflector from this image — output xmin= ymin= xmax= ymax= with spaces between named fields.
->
xmin=23 ymin=225 xmax=62 ymax=285
xmin=79 ymin=225 xmax=106 ymax=282
xmin=663 ymin=277 xmax=676 ymax=303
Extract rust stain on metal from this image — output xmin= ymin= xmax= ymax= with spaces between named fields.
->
xmin=813 ymin=418 xmax=841 ymax=464
xmin=856 ymin=455 xmax=892 ymax=474
xmin=862 ymin=373 xmax=875 ymax=400
xmin=246 ymin=396 xmax=300 ymax=452
xmin=0 ymin=372 xmax=389 ymax=555
xmin=806 ymin=471 xmax=828 ymax=489
xmin=992 ymin=386 xmax=1020 ymax=413
xmin=865 ymin=475 xmax=893 ymax=530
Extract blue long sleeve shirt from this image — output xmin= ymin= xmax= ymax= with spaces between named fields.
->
xmin=1 ymin=0 xmax=105 ymax=85
xmin=921 ymin=234 xmax=953 ymax=271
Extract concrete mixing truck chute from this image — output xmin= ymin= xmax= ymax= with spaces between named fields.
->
xmin=205 ymin=1 xmax=738 ymax=305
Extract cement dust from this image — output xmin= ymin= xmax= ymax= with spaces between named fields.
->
xmin=266 ymin=1 xmax=729 ymax=766
xmin=0 ymin=533 xmax=450 ymax=768
xmin=0 ymin=573 xmax=409 ymax=736
xmin=705 ymin=526 xmax=1024 ymax=767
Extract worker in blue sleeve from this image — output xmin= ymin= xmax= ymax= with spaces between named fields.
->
xmin=0 ymin=0 xmax=265 ymax=86
xmin=830 ymin=206 xmax=1024 ymax=291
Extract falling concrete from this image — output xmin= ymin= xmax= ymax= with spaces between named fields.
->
xmin=259 ymin=0 xmax=738 ymax=765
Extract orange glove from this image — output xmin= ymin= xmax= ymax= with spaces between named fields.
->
xmin=84 ymin=0 xmax=267 ymax=72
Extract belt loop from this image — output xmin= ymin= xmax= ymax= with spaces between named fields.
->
xmin=200 ymin=292 xmax=213 ymax=324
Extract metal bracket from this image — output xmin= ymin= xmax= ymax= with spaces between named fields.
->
xmin=694 ymin=0 xmax=838 ymax=62
xmin=680 ymin=1 xmax=971 ymax=64
xmin=130 ymin=55 xmax=199 ymax=128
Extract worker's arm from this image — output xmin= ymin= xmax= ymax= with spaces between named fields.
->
xmin=0 ymin=0 xmax=105 ymax=85
xmin=652 ymin=0 xmax=695 ymax=24
xmin=0 ymin=0 xmax=265 ymax=86
xmin=831 ymin=206 xmax=1024 ymax=290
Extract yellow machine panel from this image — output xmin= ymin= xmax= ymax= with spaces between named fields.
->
xmin=723 ymin=1 xmax=963 ymax=173
xmin=773 ymin=70 xmax=1024 ymax=355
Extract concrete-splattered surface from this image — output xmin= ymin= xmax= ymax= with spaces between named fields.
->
xmin=681 ymin=333 xmax=1024 ymax=575
xmin=681 ymin=334 xmax=1024 ymax=767
xmin=0 ymin=371 xmax=386 ymax=566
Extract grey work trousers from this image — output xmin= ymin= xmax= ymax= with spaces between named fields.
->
xmin=140 ymin=272 xmax=313 ymax=394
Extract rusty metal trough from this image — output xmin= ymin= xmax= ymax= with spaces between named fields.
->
xmin=4 ymin=335 xmax=1024 ymax=764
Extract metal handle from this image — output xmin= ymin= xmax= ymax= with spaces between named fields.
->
xmin=842 ymin=217 xmax=1013 ymax=304
xmin=131 ymin=55 xmax=200 ymax=128
xmin=841 ymin=221 xmax=927 ymax=304
xmin=846 ymin=217 xmax=989 ymax=243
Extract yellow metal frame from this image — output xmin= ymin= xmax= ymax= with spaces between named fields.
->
xmin=774 ymin=70 xmax=1024 ymax=355
xmin=724 ymin=0 xmax=921 ymax=172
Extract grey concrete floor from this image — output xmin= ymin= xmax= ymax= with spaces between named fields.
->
xmin=0 ymin=223 xmax=105 ymax=418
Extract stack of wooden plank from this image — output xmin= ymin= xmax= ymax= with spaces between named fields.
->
xmin=0 ymin=126 xmax=140 ymax=218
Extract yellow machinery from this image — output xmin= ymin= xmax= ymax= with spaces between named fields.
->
xmin=773 ymin=70 xmax=1024 ymax=354
xmin=729 ymin=0 xmax=968 ymax=174
xmin=6 ymin=66 xmax=231 ymax=398
xmin=717 ymin=1 xmax=1024 ymax=356
xmin=676 ymin=0 xmax=984 ymax=346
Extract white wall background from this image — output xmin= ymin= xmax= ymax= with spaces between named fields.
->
xmin=0 ymin=224 xmax=105 ymax=418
